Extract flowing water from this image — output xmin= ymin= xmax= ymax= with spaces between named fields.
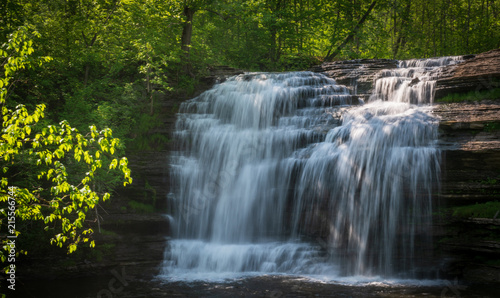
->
xmin=160 ymin=57 xmax=463 ymax=283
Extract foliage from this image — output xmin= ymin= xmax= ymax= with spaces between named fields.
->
xmin=452 ymin=201 xmax=500 ymax=219
xmin=3 ymin=1 xmax=498 ymax=126
xmin=175 ymin=0 xmax=500 ymax=67
xmin=0 ymin=26 xmax=132 ymax=270
xmin=436 ymin=88 xmax=500 ymax=103
xmin=3 ymin=0 xmax=499 ymax=80
xmin=127 ymin=200 xmax=155 ymax=214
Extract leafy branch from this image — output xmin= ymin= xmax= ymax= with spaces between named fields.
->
xmin=0 ymin=26 xmax=132 ymax=270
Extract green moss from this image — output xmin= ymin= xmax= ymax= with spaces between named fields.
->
xmin=127 ymin=200 xmax=155 ymax=213
xmin=484 ymin=122 xmax=500 ymax=132
xmin=480 ymin=177 xmax=499 ymax=185
xmin=438 ymin=237 xmax=454 ymax=244
xmin=452 ymin=201 xmax=500 ymax=218
xmin=436 ymin=87 xmax=500 ymax=103
xmin=144 ymin=180 xmax=157 ymax=202
xmin=99 ymin=229 xmax=119 ymax=237
xmin=88 ymin=243 xmax=116 ymax=262
xmin=60 ymin=258 xmax=77 ymax=267
xmin=485 ymin=259 xmax=500 ymax=267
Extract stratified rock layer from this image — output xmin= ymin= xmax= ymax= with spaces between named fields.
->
xmin=310 ymin=59 xmax=398 ymax=98
xmin=435 ymin=49 xmax=500 ymax=99
xmin=432 ymin=100 xmax=500 ymax=283
xmin=114 ymin=54 xmax=500 ymax=284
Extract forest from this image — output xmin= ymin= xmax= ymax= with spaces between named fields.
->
xmin=0 ymin=0 xmax=499 ymax=264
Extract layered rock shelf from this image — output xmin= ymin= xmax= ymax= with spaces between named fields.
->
xmin=435 ymin=49 xmax=500 ymax=99
xmin=309 ymin=59 xmax=398 ymax=98
xmin=123 ymin=55 xmax=499 ymax=283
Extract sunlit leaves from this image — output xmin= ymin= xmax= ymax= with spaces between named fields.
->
xmin=4 ymin=117 xmax=133 ymax=253
xmin=0 ymin=26 xmax=52 ymax=104
xmin=0 ymin=27 xmax=132 ymax=268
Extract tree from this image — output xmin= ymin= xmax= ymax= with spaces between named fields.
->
xmin=324 ymin=1 xmax=378 ymax=61
xmin=178 ymin=0 xmax=215 ymax=74
xmin=0 ymin=26 xmax=132 ymax=269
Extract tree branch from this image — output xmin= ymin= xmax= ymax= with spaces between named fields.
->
xmin=324 ymin=1 xmax=377 ymax=62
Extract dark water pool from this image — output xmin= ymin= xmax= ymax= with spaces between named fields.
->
xmin=9 ymin=274 xmax=499 ymax=298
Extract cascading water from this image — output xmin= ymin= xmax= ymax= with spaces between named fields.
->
xmin=160 ymin=57 xmax=461 ymax=281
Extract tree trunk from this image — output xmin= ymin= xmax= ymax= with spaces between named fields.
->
xmin=466 ymin=0 xmax=471 ymax=52
xmin=181 ymin=6 xmax=195 ymax=75
xmin=270 ymin=29 xmax=278 ymax=63
xmin=82 ymin=0 xmax=120 ymax=86
xmin=393 ymin=0 xmax=412 ymax=58
xmin=324 ymin=1 xmax=377 ymax=62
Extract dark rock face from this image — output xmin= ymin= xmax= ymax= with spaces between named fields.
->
xmin=435 ymin=49 xmax=500 ymax=99
xmin=310 ymin=59 xmax=398 ymax=98
xmin=433 ymin=101 xmax=500 ymax=283
xmin=435 ymin=101 xmax=500 ymax=204
xmin=125 ymin=57 xmax=499 ymax=284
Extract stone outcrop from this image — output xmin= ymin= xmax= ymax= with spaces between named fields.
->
xmin=436 ymin=100 xmax=500 ymax=152
xmin=90 ymin=53 xmax=500 ymax=286
xmin=310 ymin=59 xmax=398 ymax=98
xmin=435 ymin=49 xmax=500 ymax=99
xmin=201 ymin=65 xmax=245 ymax=85
xmin=434 ymin=100 xmax=500 ymax=205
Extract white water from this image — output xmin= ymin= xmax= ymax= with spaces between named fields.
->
xmin=161 ymin=58 xmax=461 ymax=283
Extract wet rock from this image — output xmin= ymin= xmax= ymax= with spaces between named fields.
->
xmin=311 ymin=54 xmax=500 ymax=284
xmin=21 ymin=52 xmax=496 ymax=289
xmin=409 ymin=77 xmax=420 ymax=86
xmin=310 ymin=59 xmax=399 ymax=99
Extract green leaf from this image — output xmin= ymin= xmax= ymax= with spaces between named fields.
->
xmin=0 ymin=26 xmax=132 ymax=258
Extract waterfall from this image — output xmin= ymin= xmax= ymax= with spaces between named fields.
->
xmin=161 ymin=58 xmax=460 ymax=281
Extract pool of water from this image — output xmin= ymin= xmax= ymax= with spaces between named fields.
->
xmin=12 ymin=273 xmax=498 ymax=298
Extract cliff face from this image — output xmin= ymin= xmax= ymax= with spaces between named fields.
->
xmin=433 ymin=101 xmax=500 ymax=283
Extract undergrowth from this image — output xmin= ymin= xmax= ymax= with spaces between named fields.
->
xmin=437 ymin=87 xmax=500 ymax=103
xmin=452 ymin=201 xmax=500 ymax=218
